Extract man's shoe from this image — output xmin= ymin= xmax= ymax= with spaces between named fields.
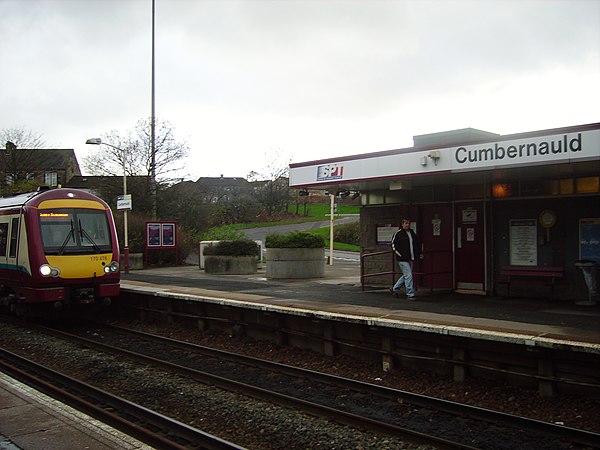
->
xmin=389 ymin=288 xmax=399 ymax=298
xmin=406 ymin=295 xmax=416 ymax=301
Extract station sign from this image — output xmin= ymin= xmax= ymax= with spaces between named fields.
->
xmin=117 ymin=194 xmax=132 ymax=210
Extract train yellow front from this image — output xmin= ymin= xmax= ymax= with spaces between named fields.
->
xmin=0 ymin=188 xmax=120 ymax=315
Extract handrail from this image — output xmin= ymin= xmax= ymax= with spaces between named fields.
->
xmin=360 ymin=249 xmax=453 ymax=292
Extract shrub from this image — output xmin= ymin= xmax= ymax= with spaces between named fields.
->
xmin=265 ymin=231 xmax=325 ymax=248
xmin=203 ymin=239 xmax=259 ymax=256
xmin=333 ymin=221 xmax=360 ymax=246
xmin=198 ymin=225 xmax=245 ymax=241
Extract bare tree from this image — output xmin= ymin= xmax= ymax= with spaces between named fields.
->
xmin=247 ymin=151 xmax=291 ymax=217
xmin=0 ymin=127 xmax=46 ymax=149
xmin=0 ymin=127 xmax=48 ymax=194
xmin=84 ymin=118 xmax=189 ymax=181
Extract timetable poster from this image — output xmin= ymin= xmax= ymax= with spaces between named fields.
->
xmin=377 ymin=226 xmax=399 ymax=244
xmin=510 ymin=219 xmax=537 ymax=266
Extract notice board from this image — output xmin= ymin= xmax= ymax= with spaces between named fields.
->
xmin=509 ymin=219 xmax=537 ymax=266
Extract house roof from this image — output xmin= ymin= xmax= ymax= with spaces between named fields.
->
xmin=24 ymin=149 xmax=81 ymax=171
xmin=195 ymin=176 xmax=250 ymax=187
xmin=0 ymin=148 xmax=81 ymax=175
xmin=64 ymin=175 xmax=116 ymax=189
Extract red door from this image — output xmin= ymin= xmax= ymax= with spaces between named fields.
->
xmin=455 ymin=202 xmax=486 ymax=293
xmin=419 ymin=204 xmax=453 ymax=289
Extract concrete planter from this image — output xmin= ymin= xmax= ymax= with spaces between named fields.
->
xmin=120 ymin=252 xmax=144 ymax=270
xmin=204 ymin=255 xmax=257 ymax=275
xmin=266 ymin=248 xmax=325 ymax=279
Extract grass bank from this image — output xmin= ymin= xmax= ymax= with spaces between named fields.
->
xmin=203 ymin=204 xmax=360 ymax=252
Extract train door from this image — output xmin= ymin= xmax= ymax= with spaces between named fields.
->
xmin=0 ymin=218 xmax=8 ymax=271
xmin=455 ymin=202 xmax=486 ymax=293
xmin=419 ymin=204 xmax=453 ymax=289
xmin=0 ymin=215 xmax=20 ymax=284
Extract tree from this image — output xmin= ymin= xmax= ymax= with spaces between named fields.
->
xmin=84 ymin=118 xmax=189 ymax=217
xmin=0 ymin=127 xmax=48 ymax=195
xmin=247 ymin=151 xmax=291 ymax=217
xmin=0 ymin=127 xmax=46 ymax=149
xmin=84 ymin=118 xmax=189 ymax=181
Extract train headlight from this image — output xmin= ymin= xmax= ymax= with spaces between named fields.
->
xmin=40 ymin=264 xmax=60 ymax=277
xmin=104 ymin=261 xmax=120 ymax=273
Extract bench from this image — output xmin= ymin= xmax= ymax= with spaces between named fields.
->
xmin=498 ymin=265 xmax=564 ymax=299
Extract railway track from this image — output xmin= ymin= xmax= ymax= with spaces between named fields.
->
xmin=6 ymin=319 xmax=598 ymax=449
xmin=0 ymin=348 xmax=243 ymax=450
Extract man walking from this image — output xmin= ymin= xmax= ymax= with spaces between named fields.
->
xmin=390 ymin=218 xmax=421 ymax=300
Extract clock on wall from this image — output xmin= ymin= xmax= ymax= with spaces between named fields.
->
xmin=539 ymin=210 xmax=557 ymax=228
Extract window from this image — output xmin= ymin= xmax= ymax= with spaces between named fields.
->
xmin=9 ymin=218 xmax=19 ymax=258
xmin=39 ymin=208 xmax=112 ymax=255
xmin=576 ymin=177 xmax=600 ymax=193
xmin=0 ymin=223 xmax=8 ymax=256
xmin=44 ymin=172 xmax=58 ymax=186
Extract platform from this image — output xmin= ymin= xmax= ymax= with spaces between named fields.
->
xmin=0 ymin=372 xmax=151 ymax=450
xmin=120 ymin=259 xmax=600 ymax=350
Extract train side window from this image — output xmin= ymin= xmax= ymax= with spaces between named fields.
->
xmin=0 ymin=222 xmax=8 ymax=256
xmin=9 ymin=218 xmax=19 ymax=258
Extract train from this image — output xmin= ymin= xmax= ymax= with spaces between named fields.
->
xmin=0 ymin=187 xmax=120 ymax=316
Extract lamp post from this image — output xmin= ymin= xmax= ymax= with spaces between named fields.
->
xmin=329 ymin=193 xmax=334 ymax=266
xmin=85 ymin=138 xmax=130 ymax=273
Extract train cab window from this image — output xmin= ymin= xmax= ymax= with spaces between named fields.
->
xmin=9 ymin=218 xmax=19 ymax=258
xmin=0 ymin=223 xmax=8 ymax=256
xmin=39 ymin=208 xmax=112 ymax=255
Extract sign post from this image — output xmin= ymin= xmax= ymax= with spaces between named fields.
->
xmin=117 ymin=194 xmax=132 ymax=273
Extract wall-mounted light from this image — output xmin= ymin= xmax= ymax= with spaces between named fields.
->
xmin=428 ymin=150 xmax=441 ymax=165
xmin=492 ymin=183 xmax=512 ymax=198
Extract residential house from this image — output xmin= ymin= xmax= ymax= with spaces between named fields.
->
xmin=194 ymin=176 xmax=252 ymax=203
xmin=1 ymin=142 xmax=81 ymax=189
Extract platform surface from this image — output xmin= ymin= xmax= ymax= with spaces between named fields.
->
xmin=0 ymin=372 xmax=151 ymax=450
xmin=120 ymin=259 xmax=600 ymax=348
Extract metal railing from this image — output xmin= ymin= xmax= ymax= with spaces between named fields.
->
xmin=360 ymin=249 xmax=453 ymax=292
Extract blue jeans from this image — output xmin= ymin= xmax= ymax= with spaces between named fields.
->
xmin=393 ymin=260 xmax=415 ymax=297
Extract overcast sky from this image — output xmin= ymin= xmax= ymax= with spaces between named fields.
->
xmin=1 ymin=0 xmax=598 ymax=181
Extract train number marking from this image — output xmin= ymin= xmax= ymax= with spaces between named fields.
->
xmin=90 ymin=255 xmax=109 ymax=262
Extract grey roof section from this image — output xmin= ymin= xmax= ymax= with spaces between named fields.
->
xmin=413 ymin=128 xmax=500 ymax=149
xmin=17 ymin=148 xmax=81 ymax=172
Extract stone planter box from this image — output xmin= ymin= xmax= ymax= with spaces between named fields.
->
xmin=204 ymin=255 xmax=257 ymax=275
xmin=266 ymin=248 xmax=325 ymax=279
xmin=120 ymin=252 xmax=144 ymax=270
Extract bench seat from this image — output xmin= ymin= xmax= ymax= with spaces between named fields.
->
xmin=498 ymin=265 xmax=564 ymax=299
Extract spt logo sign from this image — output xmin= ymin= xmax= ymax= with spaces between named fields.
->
xmin=317 ymin=164 xmax=344 ymax=181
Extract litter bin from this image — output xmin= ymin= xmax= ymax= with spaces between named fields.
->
xmin=575 ymin=260 xmax=598 ymax=306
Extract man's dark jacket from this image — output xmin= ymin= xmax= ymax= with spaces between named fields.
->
xmin=391 ymin=229 xmax=421 ymax=262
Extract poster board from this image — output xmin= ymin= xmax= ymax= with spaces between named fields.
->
xmin=145 ymin=221 xmax=178 ymax=266
xmin=509 ymin=219 xmax=537 ymax=266
xmin=146 ymin=222 xmax=177 ymax=248
xmin=579 ymin=218 xmax=600 ymax=263
xmin=377 ymin=225 xmax=399 ymax=244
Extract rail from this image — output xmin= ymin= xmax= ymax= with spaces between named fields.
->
xmin=360 ymin=249 xmax=453 ymax=292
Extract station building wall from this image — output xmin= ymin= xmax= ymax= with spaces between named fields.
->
xmin=358 ymin=191 xmax=599 ymax=300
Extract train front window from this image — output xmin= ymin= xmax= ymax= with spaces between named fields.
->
xmin=40 ymin=209 xmax=112 ymax=255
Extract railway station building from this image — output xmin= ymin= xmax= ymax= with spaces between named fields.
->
xmin=289 ymin=122 xmax=600 ymax=300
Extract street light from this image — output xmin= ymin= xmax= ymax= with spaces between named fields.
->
xmin=85 ymin=138 xmax=130 ymax=273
